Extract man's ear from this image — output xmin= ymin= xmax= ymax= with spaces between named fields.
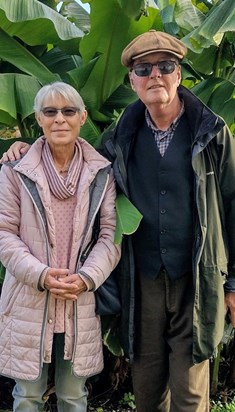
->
xmin=177 ymin=66 xmax=182 ymax=86
xmin=129 ymin=72 xmax=136 ymax=92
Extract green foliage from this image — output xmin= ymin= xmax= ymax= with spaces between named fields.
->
xmin=115 ymin=194 xmax=143 ymax=244
xmin=155 ymin=0 xmax=235 ymax=131
xmin=0 ymin=137 xmax=36 ymax=153
xmin=0 ymin=0 xmax=83 ymax=52
xmin=0 ymin=0 xmax=234 ymax=135
xmin=121 ymin=392 xmax=136 ymax=409
xmin=101 ymin=315 xmax=123 ymax=357
xmin=182 ymin=0 xmax=235 ymax=51
xmin=211 ymin=399 xmax=235 ymax=411
xmin=0 ymin=0 xmax=234 ymax=372
xmin=0 ymin=262 xmax=5 ymax=285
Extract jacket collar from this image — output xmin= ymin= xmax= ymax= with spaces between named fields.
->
xmin=11 ymin=136 xmax=111 ymax=183
xmin=111 ymin=85 xmax=224 ymax=150
xmin=178 ymin=86 xmax=224 ymax=142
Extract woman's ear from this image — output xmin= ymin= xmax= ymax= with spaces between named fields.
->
xmin=35 ymin=113 xmax=42 ymax=127
xmin=80 ymin=110 xmax=88 ymax=126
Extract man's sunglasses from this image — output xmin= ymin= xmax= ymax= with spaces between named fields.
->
xmin=132 ymin=60 xmax=178 ymax=77
xmin=41 ymin=107 xmax=80 ymax=117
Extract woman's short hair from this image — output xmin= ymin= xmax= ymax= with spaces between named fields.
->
xmin=34 ymin=82 xmax=86 ymax=113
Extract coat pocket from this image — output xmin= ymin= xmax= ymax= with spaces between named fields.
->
xmin=199 ymin=267 xmax=224 ymax=326
xmin=0 ymin=274 xmax=24 ymax=315
xmin=193 ymin=266 xmax=225 ymax=362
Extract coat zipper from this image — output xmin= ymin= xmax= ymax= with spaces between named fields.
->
xmin=71 ymin=173 xmax=110 ymax=365
xmin=19 ymin=175 xmax=51 ymax=371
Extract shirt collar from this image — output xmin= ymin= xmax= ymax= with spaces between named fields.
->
xmin=145 ymin=100 xmax=185 ymax=132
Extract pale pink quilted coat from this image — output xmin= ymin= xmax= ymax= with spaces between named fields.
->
xmin=0 ymin=137 xmax=120 ymax=381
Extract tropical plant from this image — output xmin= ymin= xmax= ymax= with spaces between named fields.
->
xmin=0 ymin=0 xmax=234 ymax=395
xmin=211 ymin=399 xmax=235 ymax=411
xmin=0 ymin=0 xmax=234 ymax=254
xmin=121 ymin=392 xmax=136 ymax=409
xmin=0 ymin=0 xmax=234 ymax=144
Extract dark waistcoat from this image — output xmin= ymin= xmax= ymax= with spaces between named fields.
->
xmin=128 ymin=114 xmax=194 ymax=280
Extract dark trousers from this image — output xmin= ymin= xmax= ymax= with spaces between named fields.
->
xmin=132 ymin=269 xmax=209 ymax=412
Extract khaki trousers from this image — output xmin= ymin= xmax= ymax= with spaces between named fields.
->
xmin=132 ymin=269 xmax=209 ymax=412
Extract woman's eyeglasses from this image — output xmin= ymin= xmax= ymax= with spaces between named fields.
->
xmin=41 ymin=107 xmax=80 ymax=117
xmin=132 ymin=60 xmax=178 ymax=77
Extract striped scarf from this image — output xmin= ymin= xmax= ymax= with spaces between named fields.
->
xmin=41 ymin=139 xmax=83 ymax=200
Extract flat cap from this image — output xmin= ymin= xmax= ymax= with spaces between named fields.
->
xmin=121 ymin=30 xmax=187 ymax=67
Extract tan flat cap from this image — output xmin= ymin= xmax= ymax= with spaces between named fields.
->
xmin=121 ymin=30 xmax=187 ymax=67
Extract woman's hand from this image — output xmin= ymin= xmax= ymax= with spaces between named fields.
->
xmin=44 ymin=268 xmax=87 ymax=301
xmin=0 ymin=141 xmax=30 ymax=163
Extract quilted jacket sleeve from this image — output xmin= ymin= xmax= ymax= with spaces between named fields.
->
xmin=0 ymin=165 xmax=48 ymax=290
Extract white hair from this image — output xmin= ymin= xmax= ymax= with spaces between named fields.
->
xmin=34 ymin=82 xmax=86 ymax=113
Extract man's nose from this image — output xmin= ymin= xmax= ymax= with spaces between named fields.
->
xmin=150 ymin=64 xmax=162 ymax=78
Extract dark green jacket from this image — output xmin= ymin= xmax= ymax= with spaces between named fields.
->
xmin=101 ymin=85 xmax=235 ymax=363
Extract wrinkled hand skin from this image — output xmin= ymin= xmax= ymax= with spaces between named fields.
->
xmin=44 ymin=268 xmax=87 ymax=301
xmin=225 ymin=292 xmax=235 ymax=327
xmin=0 ymin=141 xmax=30 ymax=163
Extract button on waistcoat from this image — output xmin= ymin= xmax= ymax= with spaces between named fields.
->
xmin=128 ymin=114 xmax=194 ymax=280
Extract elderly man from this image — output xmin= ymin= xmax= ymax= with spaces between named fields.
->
xmin=102 ymin=30 xmax=235 ymax=412
xmin=2 ymin=30 xmax=235 ymax=412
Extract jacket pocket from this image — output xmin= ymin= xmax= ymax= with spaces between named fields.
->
xmin=193 ymin=266 xmax=225 ymax=362
xmin=0 ymin=275 xmax=24 ymax=315
xmin=198 ymin=267 xmax=224 ymax=326
xmin=0 ymin=272 xmax=44 ymax=316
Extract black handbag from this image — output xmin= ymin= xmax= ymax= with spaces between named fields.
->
xmin=94 ymin=270 xmax=121 ymax=315
xmin=80 ymin=212 xmax=121 ymax=316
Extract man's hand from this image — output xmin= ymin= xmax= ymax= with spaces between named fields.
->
xmin=44 ymin=268 xmax=87 ymax=301
xmin=225 ymin=292 xmax=235 ymax=327
xmin=0 ymin=141 xmax=30 ymax=163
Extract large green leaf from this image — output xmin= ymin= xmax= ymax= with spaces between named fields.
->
xmin=115 ymin=194 xmax=143 ymax=245
xmin=101 ymin=315 xmax=123 ymax=356
xmin=102 ymin=84 xmax=137 ymax=111
xmin=79 ymin=0 xmax=160 ymax=110
xmin=0 ymin=0 xmax=84 ymax=53
xmin=40 ymin=47 xmax=81 ymax=78
xmin=185 ymin=45 xmax=218 ymax=76
xmin=60 ymin=0 xmax=90 ymax=33
xmin=80 ymin=115 xmax=102 ymax=148
xmin=0 ymin=29 xmax=59 ymax=84
xmin=0 ymin=0 xmax=234 ymax=136
xmin=103 ymin=323 xmax=124 ymax=356
xmin=182 ymin=0 xmax=235 ymax=52
xmin=174 ymin=0 xmax=205 ymax=32
xmin=117 ymin=0 xmax=147 ymax=19
xmin=67 ymin=56 xmax=100 ymax=91
xmin=0 ymin=74 xmax=42 ymax=125
xmin=156 ymin=0 xmax=205 ymax=33
xmin=192 ymin=78 xmax=235 ymax=126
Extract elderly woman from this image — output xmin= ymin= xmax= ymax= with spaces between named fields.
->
xmin=0 ymin=82 xmax=120 ymax=411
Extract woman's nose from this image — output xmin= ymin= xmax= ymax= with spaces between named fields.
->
xmin=54 ymin=111 xmax=66 ymax=121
